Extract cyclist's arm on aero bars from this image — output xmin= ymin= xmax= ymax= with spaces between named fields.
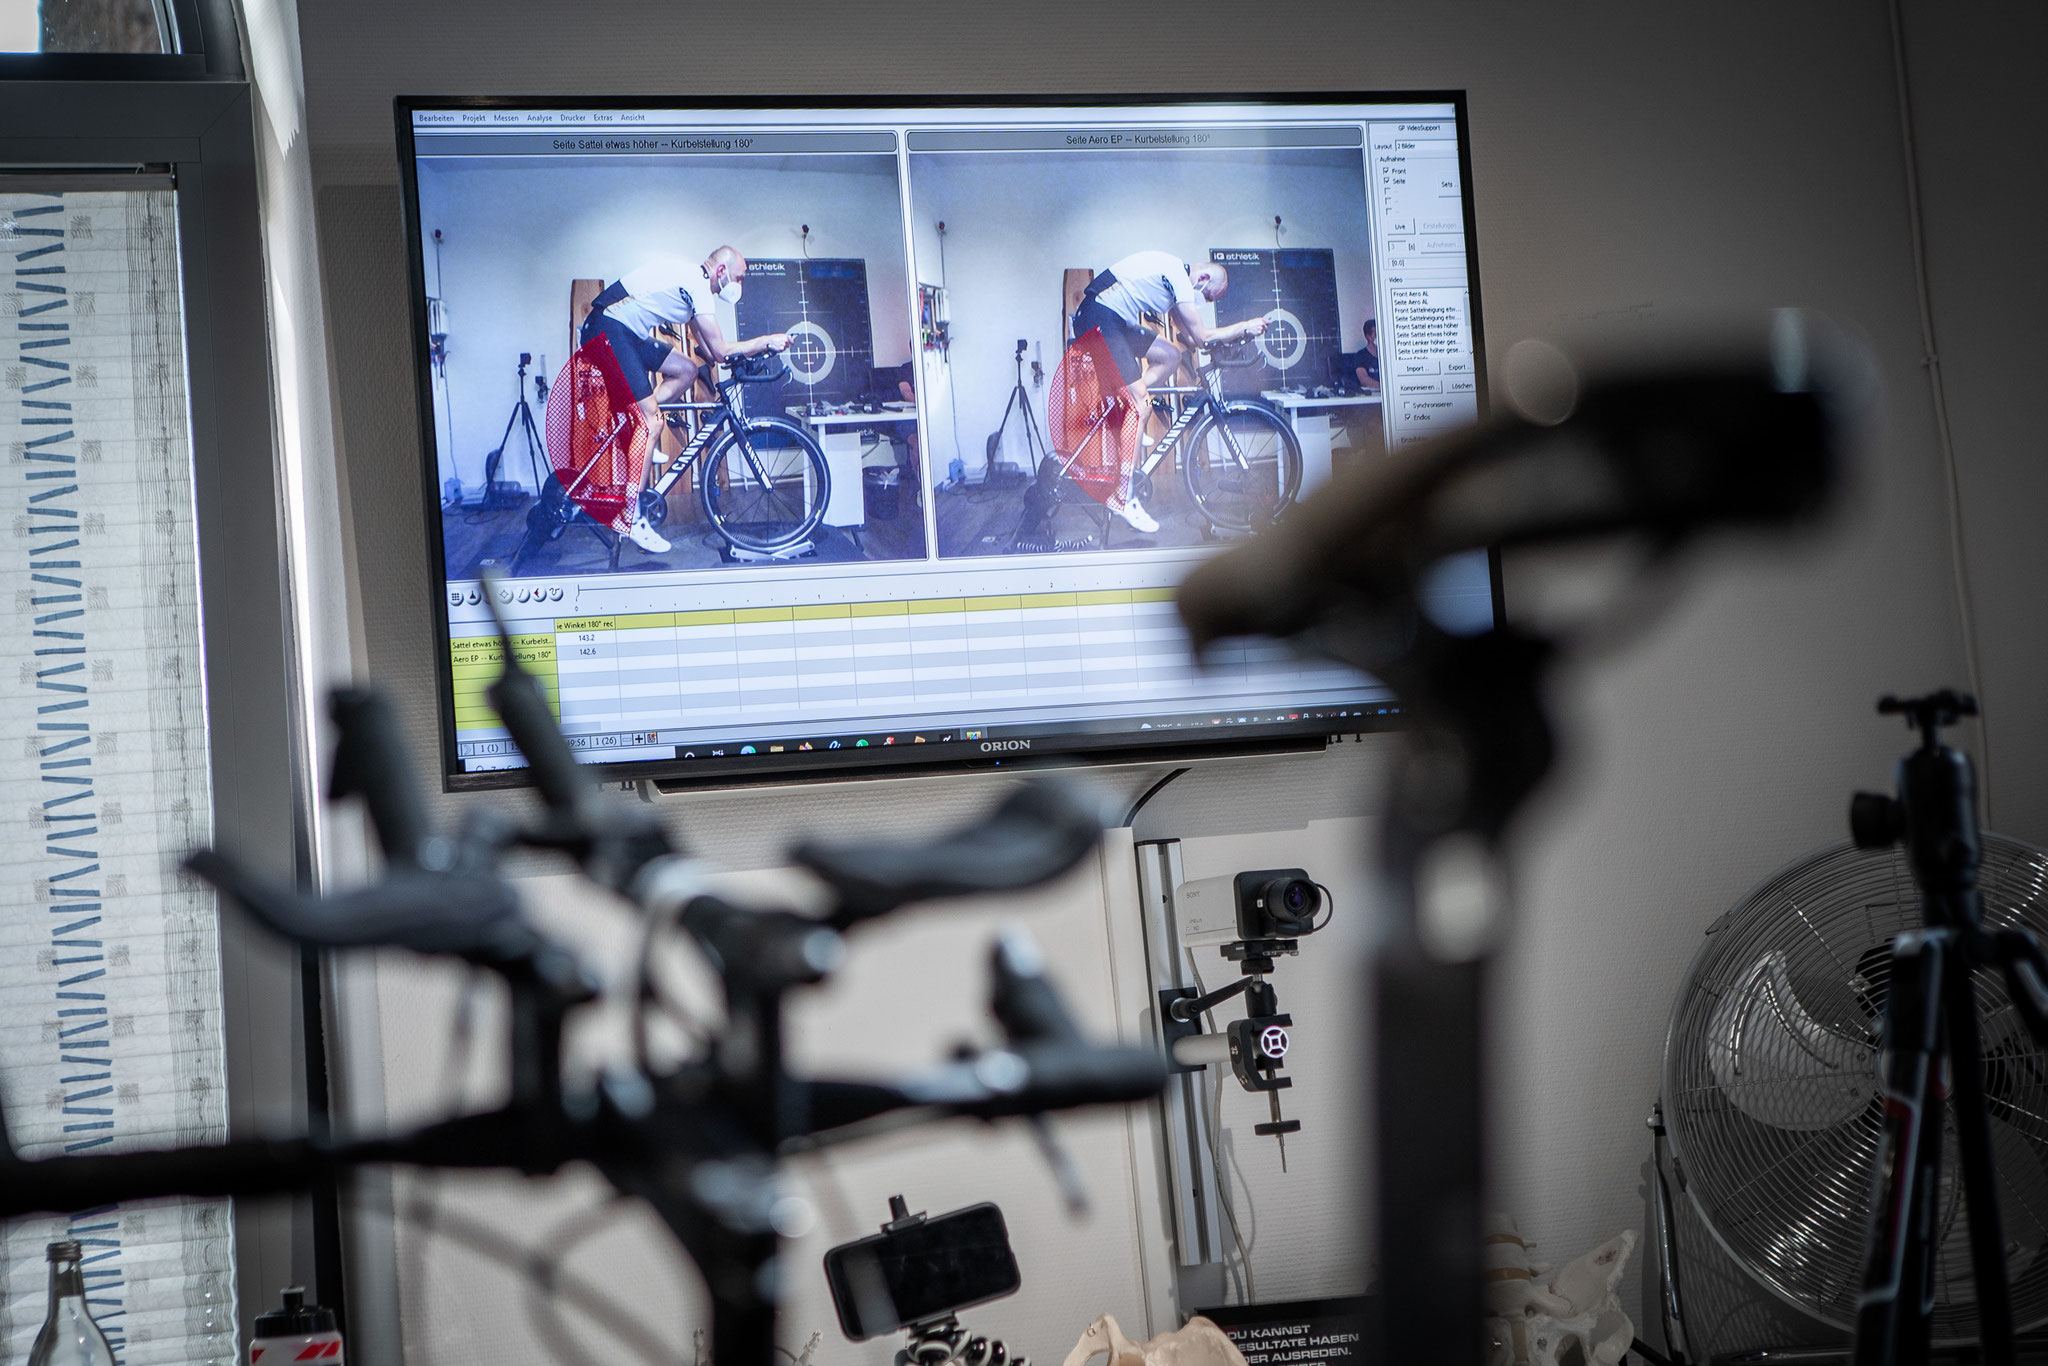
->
xmin=1169 ymin=301 xmax=1265 ymax=349
xmin=688 ymin=313 xmax=788 ymax=364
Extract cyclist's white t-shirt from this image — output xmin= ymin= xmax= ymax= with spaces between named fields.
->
xmin=1094 ymin=251 xmax=1203 ymax=328
xmin=608 ymin=257 xmax=718 ymax=340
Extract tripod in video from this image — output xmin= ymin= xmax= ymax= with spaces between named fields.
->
xmin=985 ymin=338 xmax=1050 ymax=473
xmin=1849 ymin=690 xmax=2048 ymax=1366
xmin=480 ymin=351 xmax=547 ymax=509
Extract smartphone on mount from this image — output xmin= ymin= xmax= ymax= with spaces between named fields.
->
xmin=822 ymin=1202 xmax=1021 ymax=1341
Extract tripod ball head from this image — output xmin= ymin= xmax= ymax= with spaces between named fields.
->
xmin=1851 ymin=687 xmax=1984 ymax=904
xmin=1878 ymin=689 xmax=1977 ymax=742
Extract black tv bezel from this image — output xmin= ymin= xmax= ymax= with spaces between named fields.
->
xmin=395 ymin=91 xmax=1499 ymax=794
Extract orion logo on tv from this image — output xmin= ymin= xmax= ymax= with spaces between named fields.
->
xmin=980 ymin=740 xmax=1031 ymax=752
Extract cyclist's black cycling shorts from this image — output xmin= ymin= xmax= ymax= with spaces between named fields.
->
xmin=579 ymin=310 xmax=674 ymax=402
xmin=1069 ymin=298 xmax=1156 ymax=388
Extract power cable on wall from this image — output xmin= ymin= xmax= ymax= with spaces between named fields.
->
xmin=1124 ymin=766 xmax=1190 ymax=830
xmin=1888 ymin=0 xmax=1993 ymax=824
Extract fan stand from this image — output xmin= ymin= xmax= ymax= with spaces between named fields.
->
xmin=1847 ymin=690 xmax=2048 ymax=1366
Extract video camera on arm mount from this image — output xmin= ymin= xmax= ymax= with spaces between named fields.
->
xmin=1160 ymin=869 xmax=1327 ymax=1164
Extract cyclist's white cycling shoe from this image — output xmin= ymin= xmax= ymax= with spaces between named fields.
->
xmin=1108 ymin=497 xmax=1160 ymax=535
xmin=623 ymin=515 xmax=672 ymax=553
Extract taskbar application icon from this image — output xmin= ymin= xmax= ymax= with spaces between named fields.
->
xmin=673 ymin=728 xmax=963 ymax=762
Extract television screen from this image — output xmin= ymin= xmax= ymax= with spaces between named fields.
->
xmin=398 ymin=95 xmax=1494 ymax=788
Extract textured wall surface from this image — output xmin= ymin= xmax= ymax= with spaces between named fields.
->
xmin=285 ymin=2 xmax=2044 ymax=1359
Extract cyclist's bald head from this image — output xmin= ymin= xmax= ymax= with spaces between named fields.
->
xmin=706 ymin=245 xmax=747 ymax=281
xmin=1190 ymin=261 xmax=1228 ymax=302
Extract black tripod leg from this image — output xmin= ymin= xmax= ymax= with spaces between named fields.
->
xmin=986 ymin=385 xmax=1023 ymax=465
xmin=1945 ymin=956 xmax=2017 ymax=1366
xmin=485 ymin=401 xmax=522 ymax=489
xmin=1854 ymin=929 xmax=1946 ymax=1366
xmin=1020 ymin=388 xmax=1050 ymax=465
xmin=519 ymin=400 xmax=548 ymax=493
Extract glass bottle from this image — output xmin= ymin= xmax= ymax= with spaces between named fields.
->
xmin=26 ymin=1241 xmax=116 ymax=1366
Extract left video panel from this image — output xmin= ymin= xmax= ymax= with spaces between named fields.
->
xmin=414 ymin=139 xmax=924 ymax=577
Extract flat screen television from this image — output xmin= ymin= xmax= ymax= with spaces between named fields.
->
xmin=397 ymin=94 xmax=1496 ymax=789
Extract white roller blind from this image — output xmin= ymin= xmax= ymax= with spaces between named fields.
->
xmin=0 ymin=189 xmax=238 ymax=1365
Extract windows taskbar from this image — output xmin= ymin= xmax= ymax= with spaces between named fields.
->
xmin=452 ymin=701 xmax=1407 ymax=786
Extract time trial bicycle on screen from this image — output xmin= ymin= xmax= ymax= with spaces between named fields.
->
xmin=519 ymin=345 xmax=831 ymax=567
xmin=1026 ymin=335 xmax=1303 ymax=550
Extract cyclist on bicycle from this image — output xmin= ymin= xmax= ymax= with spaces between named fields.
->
xmin=580 ymin=246 xmax=792 ymax=551
xmin=1067 ymin=251 xmax=1269 ymax=533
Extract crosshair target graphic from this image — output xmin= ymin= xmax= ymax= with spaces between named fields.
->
xmin=1259 ymin=1024 xmax=1291 ymax=1060
xmin=785 ymin=320 xmax=838 ymax=386
xmin=1256 ymin=308 xmax=1306 ymax=370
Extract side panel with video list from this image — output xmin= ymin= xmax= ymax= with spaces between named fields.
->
xmin=735 ymin=258 xmax=876 ymax=411
xmin=1209 ymin=247 xmax=1341 ymax=398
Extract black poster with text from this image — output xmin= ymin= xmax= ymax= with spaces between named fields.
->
xmin=734 ymin=257 xmax=876 ymax=409
xmin=1208 ymin=247 xmax=1343 ymax=398
xmin=1194 ymin=1296 xmax=1375 ymax=1366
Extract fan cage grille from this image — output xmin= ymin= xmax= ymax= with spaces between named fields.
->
xmin=1663 ymin=835 xmax=2048 ymax=1339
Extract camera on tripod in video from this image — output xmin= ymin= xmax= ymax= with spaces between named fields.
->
xmin=478 ymin=350 xmax=546 ymax=510
xmin=824 ymin=1197 xmax=1029 ymax=1366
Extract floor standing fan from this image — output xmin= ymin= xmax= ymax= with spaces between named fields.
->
xmin=1657 ymin=834 xmax=2048 ymax=1359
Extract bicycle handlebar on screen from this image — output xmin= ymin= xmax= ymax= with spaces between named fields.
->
xmin=1204 ymin=338 xmax=1263 ymax=369
xmin=0 ymin=578 xmax=1166 ymax=1366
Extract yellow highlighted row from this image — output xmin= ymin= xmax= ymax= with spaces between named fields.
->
xmin=455 ymin=702 xmax=561 ymax=727
xmin=453 ymin=586 xmax=1180 ymax=646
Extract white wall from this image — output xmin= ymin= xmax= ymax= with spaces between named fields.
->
xmin=907 ymin=149 xmax=1374 ymax=477
xmin=417 ymin=155 xmax=911 ymax=492
xmin=286 ymin=2 xmax=2045 ymax=1362
xmin=1896 ymin=3 xmax=2048 ymax=840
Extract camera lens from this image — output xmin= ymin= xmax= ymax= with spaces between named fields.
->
xmin=1255 ymin=875 xmax=1319 ymax=933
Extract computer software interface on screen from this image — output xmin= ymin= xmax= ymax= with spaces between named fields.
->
xmin=402 ymin=97 xmax=1491 ymax=784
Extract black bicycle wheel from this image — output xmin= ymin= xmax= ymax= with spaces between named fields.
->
xmin=699 ymin=416 xmax=831 ymax=553
xmin=1181 ymin=402 xmax=1301 ymax=532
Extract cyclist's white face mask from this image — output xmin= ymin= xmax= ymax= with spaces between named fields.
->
xmin=716 ymin=272 xmax=743 ymax=305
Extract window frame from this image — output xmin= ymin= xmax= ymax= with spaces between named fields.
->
xmin=0 ymin=72 xmax=338 ymax=1351
xmin=0 ymin=0 xmax=215 ymax=78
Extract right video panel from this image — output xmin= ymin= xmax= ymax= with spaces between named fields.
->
xmin=908 ymin=126 xmax=1395 ymax=559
